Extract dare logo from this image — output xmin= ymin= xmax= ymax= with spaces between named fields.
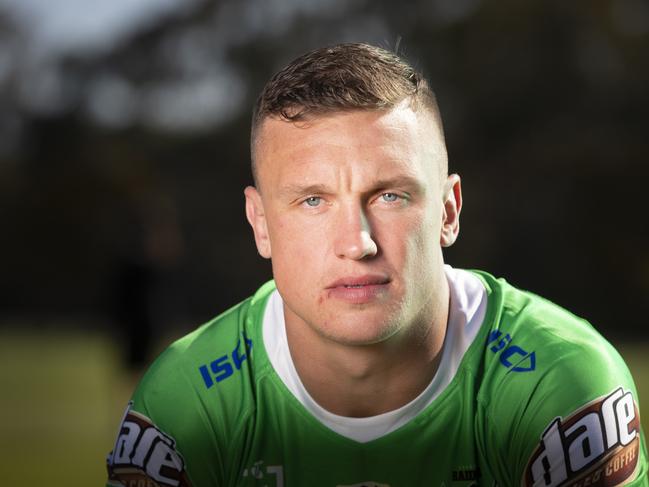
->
xmin=523 ymin=387 xmax=641 ymax=487
xmin=107 ymin=403 xmax=192 ymax=487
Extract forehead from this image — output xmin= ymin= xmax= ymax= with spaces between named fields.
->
xmin=254 ymin=103 xmax=445 ymax=192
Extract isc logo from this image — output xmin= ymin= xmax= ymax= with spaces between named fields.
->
xmin=525 ymin=387 xmax=640 ymax=487
xmin=199 ymin=333 xmax=253 ymax=388
xmin=487 ymin=330 xmax=536 ymax=373
xmin=108 ymin=404 xmax=192 ymax=487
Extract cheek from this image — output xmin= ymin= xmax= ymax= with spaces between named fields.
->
xmin=400 ymin=210 xmax=441 ymax=271
xmin=268 ymin=216 xmax=327 ymax=285
xmin=272 ymin=217 xmax=323 ymax=257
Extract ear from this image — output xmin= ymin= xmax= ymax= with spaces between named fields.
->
xmin=440 ymin=174 xmax=462 ymax=248
xmin=244 ymin=186 xmax=272 ymax=259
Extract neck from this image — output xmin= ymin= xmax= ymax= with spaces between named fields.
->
xmin=284 ymin=277 xmax=450 ymax=418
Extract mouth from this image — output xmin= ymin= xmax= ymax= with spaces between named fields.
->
xmin=325 ymin=275 xmax=391 ymax=304
xmin=326 ymin=275 xmax=391 ymax=289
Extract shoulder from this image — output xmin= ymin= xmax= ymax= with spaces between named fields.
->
xmin=140 ymin=279 xmax=275 ymax=396
xmin=473 ymin=269 xmax=628 ymax=388
xmin=107 ymin=280 xmax=277 ymax=487
xmin=470 ymin=271 xmax=647 ymax=486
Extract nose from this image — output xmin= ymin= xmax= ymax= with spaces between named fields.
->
xmin=333 ymin=203 xmax=378 ymax=260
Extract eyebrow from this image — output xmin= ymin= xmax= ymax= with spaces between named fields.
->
xmin=278 ymin=176 xmax=424 ymax=199
xmin=372 ymin=176 xmax=424 ymax=192
xmin=278 ymin=183 xmax=331 ymax=200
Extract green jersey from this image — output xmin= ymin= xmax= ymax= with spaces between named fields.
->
xmin=107 ymin=268 xmax=648 ymax=487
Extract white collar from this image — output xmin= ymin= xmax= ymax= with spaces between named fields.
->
xmin=262 ymin=265 xmax=487 ymax=443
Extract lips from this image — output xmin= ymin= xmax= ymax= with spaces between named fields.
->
xmin=325 ymin=275 xmax=391 ymax=304
xmin=326 ymin=275 xmax=391 ymax=289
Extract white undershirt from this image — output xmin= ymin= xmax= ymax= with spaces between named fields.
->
xmin=262 ymin=265 xmax=487 ymax=443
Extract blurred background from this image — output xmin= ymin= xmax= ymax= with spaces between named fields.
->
xmin=0 ymin=0 xmax=647 ymax=484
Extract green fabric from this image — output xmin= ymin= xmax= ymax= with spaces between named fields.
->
xmin=107 ymin=271 xmax=648 ymax=487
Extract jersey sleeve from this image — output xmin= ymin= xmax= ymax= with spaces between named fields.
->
xmin=105 ymin=343 xmax=226 ymax=487
xmin=476 ymin=301 xmax=648 ymax=487
xmin=105 ymin=289 xmax=267 ymax=487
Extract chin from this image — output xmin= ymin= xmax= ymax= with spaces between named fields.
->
xmin=316 ymin=318 xmax=400 ymax=347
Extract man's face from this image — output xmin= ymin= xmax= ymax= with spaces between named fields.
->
xmin=246 ymin=101 xmax=460 ymax=346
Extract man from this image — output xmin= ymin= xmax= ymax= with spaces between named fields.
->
xmin=107 ymin=43 xmax=647 ymax=486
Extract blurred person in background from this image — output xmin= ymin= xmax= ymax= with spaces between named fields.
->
xmin=106 ymin=43 xmax=648 ymax=486
xmin=111 ymin=192 xmax=184 ymax=374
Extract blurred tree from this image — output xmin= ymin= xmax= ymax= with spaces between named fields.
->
xmin=0 ymin=0 xmax=646 ymax=339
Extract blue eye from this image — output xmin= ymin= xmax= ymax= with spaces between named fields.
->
xmin=381 ymin=193 xmax=399 ymax=202
xmin=304 ymin=196 xmax=321 ymax=207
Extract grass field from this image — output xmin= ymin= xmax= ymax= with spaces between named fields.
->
xmin=0 ymin=328 xmax=647 ymax=486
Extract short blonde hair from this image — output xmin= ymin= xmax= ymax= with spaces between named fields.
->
xmin=251 ymin=43 xmax=445 ymax=183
